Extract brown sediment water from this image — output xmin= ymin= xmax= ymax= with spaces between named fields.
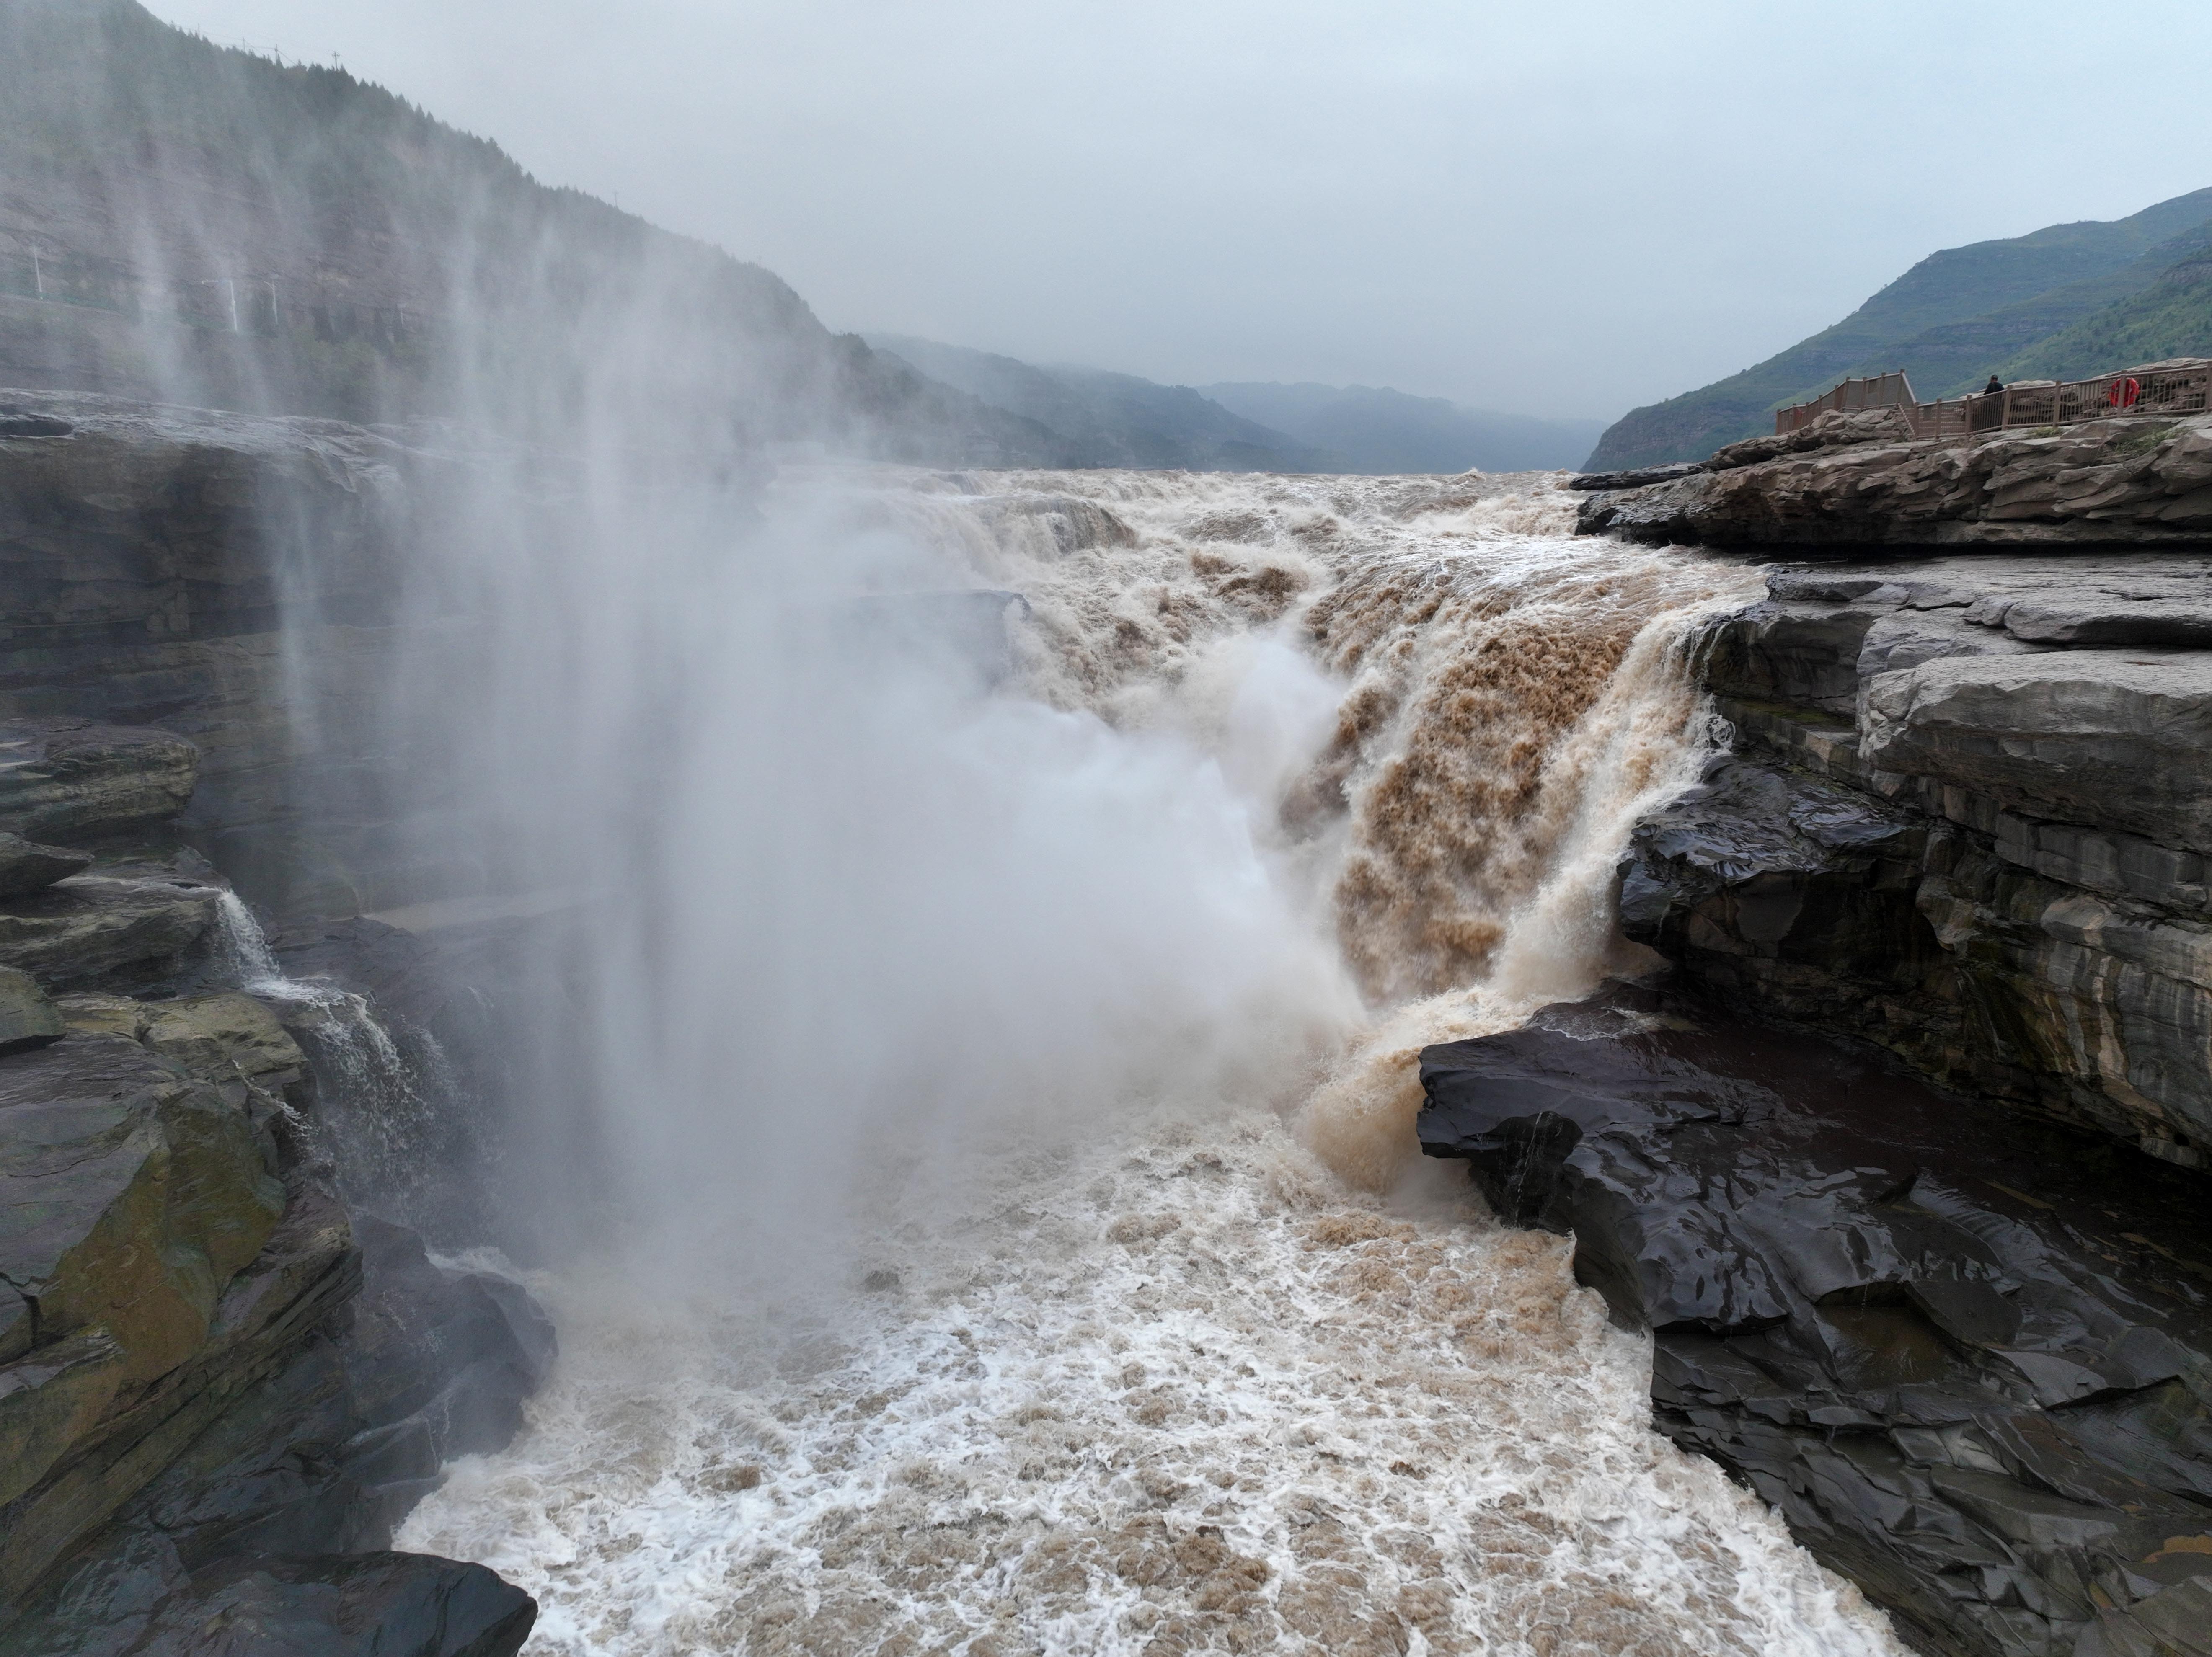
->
xmin=399 ymin=466 xmax=1899 ymax=1656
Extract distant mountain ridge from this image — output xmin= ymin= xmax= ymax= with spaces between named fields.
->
xmin=870 ymin=336 xmax=1607 ymax=474
xmin=868 ymin=336 xmax=1328 ymax=470
xmin=1199 ymin=382 xmax=1606 ymax=473
xmin=1589 ymin=187 xmax=2212 ymax=470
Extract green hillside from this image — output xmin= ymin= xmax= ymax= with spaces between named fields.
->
xmin=1998 ymin=251 xmax=2212 ymax=382
xmin=1587 ymin=188 xmax=2212 ymax=469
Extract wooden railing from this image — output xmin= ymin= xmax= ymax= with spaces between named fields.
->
xmin=1776 ymin=361 xmax=2212 ymax=441
xmin=1773 ymin=372 xmax=1917 ymax=434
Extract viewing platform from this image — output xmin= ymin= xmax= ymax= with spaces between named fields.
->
xmin=1777 ymin=359 xmax=2212 ymax=441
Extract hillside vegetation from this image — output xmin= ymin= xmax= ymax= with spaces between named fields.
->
xmin=1999 ymin=252 xmax=2212 ymax=383
xmin=1589 ymin=188 xmax=2212 ymax=470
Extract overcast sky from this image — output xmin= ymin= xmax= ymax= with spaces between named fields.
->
xmin=145 ymin=1 xmax=2212 ymax=420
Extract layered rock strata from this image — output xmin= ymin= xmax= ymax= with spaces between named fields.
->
xmin=0 ymin=725 xmax=548 ymax=1654
xmin=1419 ymin=986 xmax=2212 ymax=1657
xmin=1576 ymin=414 xmax=2212 ymax=547
xmin=1620 ymin=555 xmax=2212 ymax=1171
xmin=0 ymin=392 xmax=464 ymax=916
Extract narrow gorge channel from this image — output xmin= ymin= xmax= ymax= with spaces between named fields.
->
xmin=376 ymin=466 xmax=1901 ymax=1656
xmin=11 ymin=17 xmax=2212 ymax=1657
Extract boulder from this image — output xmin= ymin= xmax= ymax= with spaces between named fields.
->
xmin=1419 ymin=987 xmax=2212 ymax=1657
xmin=0 ymin=723 xmax=198 ymax=848
xmin=0 ymin=1035 xmax=284 ymax=1376
xmin=0 ymin=875 xmax=219 ymax=990
xmin=0 ymin=833 xmax=92 ymax=898
xmin=0 ymin=967 xmax=64 ymax=1053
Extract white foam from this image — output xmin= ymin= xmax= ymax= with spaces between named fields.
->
xmin=403 ymin=1103 xmax=1899 ymax=1657
xmin=398 ymin=467 xmax=1898 ymax=1654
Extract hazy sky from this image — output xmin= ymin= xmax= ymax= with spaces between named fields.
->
xmin=146 ymin=1 xmax=2212 ymax=420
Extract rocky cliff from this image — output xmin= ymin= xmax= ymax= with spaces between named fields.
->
xmin=1449 ymin=506 xmax=2212 ymax=1653
xmin=0 ymin=721 xmax=552 ymax=1653
xmin=0 ymin=390 xmax=532 ymax=918
xmin=0 ymin=391 xmax=555 ymax=1650
xmin=1616 ymin=555 xmax=2212 ymax=1172
xmin=1578 ymin=411 xmax=2212 ymax=550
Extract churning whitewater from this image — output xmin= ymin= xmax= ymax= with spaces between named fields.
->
xmin=399 ymin=467 xmax=1901 ymax=1656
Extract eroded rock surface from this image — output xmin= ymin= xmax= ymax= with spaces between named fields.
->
xmin=1420 ymin=987 xmax=2212 ymax=1657
xmin=0 ymin=394 xmax=458 ymax=916
xmin=0 ymin=721 xmax=546 ymax=1654
xmin=1578 ymin=414 xmax=2212 ymax=548
xmin=0 ymin=722 xmax=200 ymax=850
xmin=1628 ymin=555 xmax=2212 ymax=1168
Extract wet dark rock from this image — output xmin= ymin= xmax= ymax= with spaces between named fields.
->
xmin=3 ymin=1547 xmax=534 ymax=1657
xmin=0 ymin=873 xmax=221 ymax=991
xmin=0 ymin=966 xmax=64 ymax=1053
xmin=1420 ymin=987 xmax=2212 ymax=1657
xmin=0 ymin=1158 xmax=551 ymax=1644
xmin=343 ymin=1214 xmax=556 ymax=1466
xmin=0 ymin=871 xmax=549 ymax=1645
xmin=1646 ymin=554 xmax=2212 ymax=1169
xmin=0 ymin=832 xmax=93 ymax=897
xmin=1566 ymin=461 xmax=1708 ymax=491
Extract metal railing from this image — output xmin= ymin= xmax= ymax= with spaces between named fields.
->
xmin=1777 ymin=361 xmax=2212 ymax=441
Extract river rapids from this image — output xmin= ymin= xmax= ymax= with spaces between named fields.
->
xmin=396 ymin=467 xmax=1906 ymax=1657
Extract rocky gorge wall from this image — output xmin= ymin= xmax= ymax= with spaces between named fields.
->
xmin=1421 ymin=422 xmax=2212 ymax=1657
xmin=1623 ymin=555 xmax=2212 ymax=1170
xmin=0 ymin=403 xmax=556 ymax=1651
xmin=0 ymin=390 xmax=450 ymax=919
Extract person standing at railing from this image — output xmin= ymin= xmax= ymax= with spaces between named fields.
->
xmin=1981 ymin=374 xmax=2003 ymax=396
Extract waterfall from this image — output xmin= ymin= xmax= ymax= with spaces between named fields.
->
xmin=211 ymin=888 xmax=470 ymax=1231
xmin=395 ymin=465 xmax=1897 ymax=1657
